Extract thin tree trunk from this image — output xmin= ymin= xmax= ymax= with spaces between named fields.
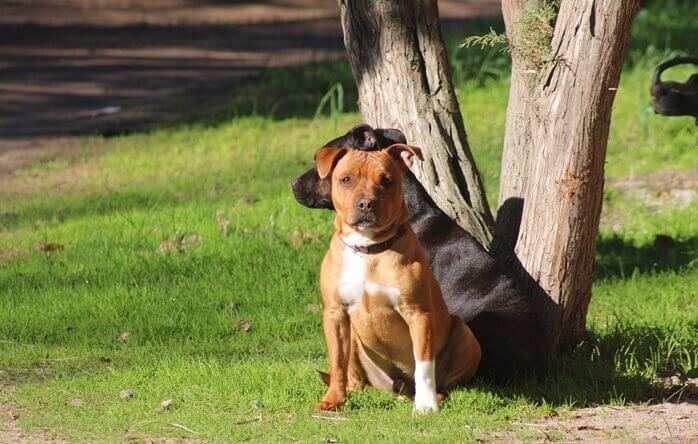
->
xmin=494 ymin=0 xmax=540 ymax=253
xmin=338 ymin=0 xmax=495 ymax=249
xmin=498 ymin=0 xmax=641 ymax=350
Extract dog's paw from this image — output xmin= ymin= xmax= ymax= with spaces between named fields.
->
xmin=413 ymin=393 xmax=439 ymax=415
xmin=315 ymin=393 xmax=346 ymax=412
xmin=315 ymin=400 xmax=343 ymax=411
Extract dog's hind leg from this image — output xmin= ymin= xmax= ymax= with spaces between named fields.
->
xmin=436 ymin=316 xmax=482 ymax=391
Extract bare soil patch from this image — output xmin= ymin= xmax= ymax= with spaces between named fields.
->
xmin=0 ymin=385 xmax=70 ymax=444
xmin=601 ymin=170 xmax=698 ymax=230
xmin=610 ymin=170 xmax=698 ymax=210
xmin=501 ymin=402 xmax=698 ymax=443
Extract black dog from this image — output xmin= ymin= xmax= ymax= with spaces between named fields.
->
xmin=293 ymin=124 xmax=546 ymax=380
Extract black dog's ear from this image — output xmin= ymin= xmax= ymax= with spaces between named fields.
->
xmin=345 ymin=124 xmax=408 ymax=150
xmin=320 ymin=124 xmax=407 ymax=151
xmin=376 ymin=128 xmax=407 ymax=146
xmin=348 ymin=124 xmax=379 ymax=149
xmin=320 ymin=124 xmax=376 ymax=150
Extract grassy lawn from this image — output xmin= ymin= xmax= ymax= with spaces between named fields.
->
xmin=2 ymin=4 xmax=698 ymax=443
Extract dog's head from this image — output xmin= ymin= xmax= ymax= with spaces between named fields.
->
xmin=314 ymin=144 xmax=422 ymax=233
xmin=291 ymin=124 xmax=407 ymax=210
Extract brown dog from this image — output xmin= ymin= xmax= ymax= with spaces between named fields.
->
xmin=314 ymin=144 xmax=481 ymax=414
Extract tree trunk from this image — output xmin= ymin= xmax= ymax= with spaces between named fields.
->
xmin=338 ymin=0 xmax=495 ymax=249
xmin=494 ymin=0 xmax=540 ymax=254
xmin=498 ymin=0 xmax=641 ymax=350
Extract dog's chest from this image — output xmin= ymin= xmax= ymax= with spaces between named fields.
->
xmin=337 ymin=247 xmax=400 ymax=313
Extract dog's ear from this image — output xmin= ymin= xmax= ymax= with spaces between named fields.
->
xmin=315 ymin=147 xmax=348 ymax=179
xmin=323 ymin=124 xmax=377 ymax=150
xmin=387 ymin=144 xmax=423 ymax=168
xmin=350 ymin=124 xmax=379 ymax=149
xmin=376 ymin=128 xmax=407 ymax=146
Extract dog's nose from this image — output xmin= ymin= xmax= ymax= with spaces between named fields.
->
xmin=356 ymin=198 xmax=376 ymax=212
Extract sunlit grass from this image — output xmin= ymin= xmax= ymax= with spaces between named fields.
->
xmin=1 ymin=3 xmax=697 ymax=441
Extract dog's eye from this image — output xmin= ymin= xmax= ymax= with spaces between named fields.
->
xmin=340 ymin=175 xmax=353 ymax=186
xmin=381 ymin=176 xmax=392 ymax=188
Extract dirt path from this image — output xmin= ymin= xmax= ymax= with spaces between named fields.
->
xmin=0 ymin=0 xmax=500 ymax=178
xmin=503 ymin=402 xmax=698 ymax=443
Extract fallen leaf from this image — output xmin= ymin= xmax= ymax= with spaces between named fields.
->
xmin=237 ymin=320 xmax=252 ymax=332
xmin=215 ymin=210 xmax=231 ymax=237
xmin=180 ymin=233 xmax=201 ymax=247
xmin=290 ymin=230 xmax=322 ymax=248
xmin=157 ymin=399 xmax=174 ymax=412
xmin=119 ymin=389 xmax=136 ymax=400
xmin=158 ymin=233 xmax=202 ymax=254
xmin=36 ymin=242 xmax=64 ymax=253
xmin=158 ymin=239 xmax=177 ymax=254
xmin=67 ymin=398 xmax=83 ymax=407
xmin=242 ymin=195 xmax=259 ymax=205
xmin=222 ymin=301 xmax=240 ymax=313
xmin=250 ymin=399 xmax=263 ymax=409
xmin=118 ymin=332 xmax=130 ymax=343
xmin=0 ymin=248 xmax=27 ymax=264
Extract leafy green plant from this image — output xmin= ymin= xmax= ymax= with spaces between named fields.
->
xmin=461 ymin=27 xmax=508 ymax=53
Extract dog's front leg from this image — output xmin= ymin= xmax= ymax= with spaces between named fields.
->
xmin=347 ymin=328 xmax=368 ymax=391
xmin=403 ymin=307 xmax=439 ymax=414
xmin=316 ymin=304 xmax=351 ymax=411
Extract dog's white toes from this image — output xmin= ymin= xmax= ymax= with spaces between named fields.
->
xmin=413 ymin=396 xmax=439 ymax=415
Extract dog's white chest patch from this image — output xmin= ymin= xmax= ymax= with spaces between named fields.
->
xmin=337 ymin=247 xmax=400 ymax=313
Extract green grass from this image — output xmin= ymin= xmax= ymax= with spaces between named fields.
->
xmin=2 ymin=3 xmax=698 ymax=442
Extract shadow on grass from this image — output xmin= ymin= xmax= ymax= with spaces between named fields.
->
xmin=481 ymin=321 xmax=698 ymax=408
xmin=206 ymin=17 xmax=508 ymax=122
xmin=0 ymin=12 xmax=505 ymax=138
xmin=0 ymin=190 xmax=196 ymax=231
xmin=595 ymin=234 xmax=698 ymax=280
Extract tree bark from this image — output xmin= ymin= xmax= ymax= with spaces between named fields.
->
xmin=498 ymin=0 xmax=641 ymax=350
xmin=494 ymin=0 xmax=540 ymax=254
xmin=338 ymin=0 xmax=495 ymax=249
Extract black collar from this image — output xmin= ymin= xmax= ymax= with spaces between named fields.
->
xmin=339 ymin=224 xmax=407 ymax=255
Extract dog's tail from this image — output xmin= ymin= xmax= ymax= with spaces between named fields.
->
xmin=317 ymin=370 xmax=331 ymax=386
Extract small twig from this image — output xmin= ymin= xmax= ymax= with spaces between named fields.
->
xmin=233 ymin=415 xmax=262 ymax=425
xmin=664 ymin=385 xmax=686 ymax=403
xmin=170 ymin=423 xmax=198 ymax=434
xmin=312 ymin=414 xmax=349 ymax=421
xmin=661 ymin=415 xmax=674 ymax=439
